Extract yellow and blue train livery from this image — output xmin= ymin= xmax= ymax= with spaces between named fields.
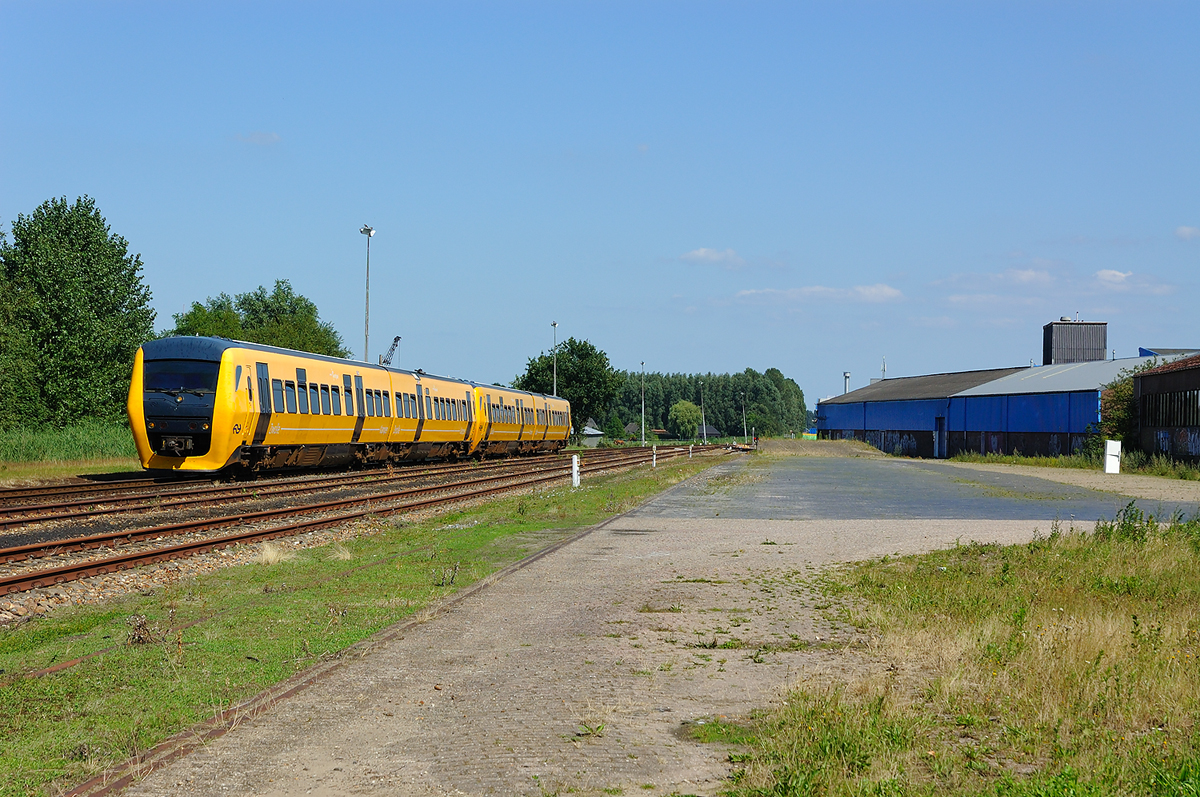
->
xmin=127 ymin=336 xmax=571 ymax=473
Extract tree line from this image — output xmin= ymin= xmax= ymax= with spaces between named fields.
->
xmin=513 ymin=340 xmax=807 ymax=440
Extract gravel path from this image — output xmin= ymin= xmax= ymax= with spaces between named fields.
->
xmin=114 ymin=458 xmax=1061 ymax=797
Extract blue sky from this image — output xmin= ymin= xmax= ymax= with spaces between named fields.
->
xmin=2 ymin=2 xmax=1197 ymax=402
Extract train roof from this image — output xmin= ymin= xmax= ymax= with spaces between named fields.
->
xmin=141 ymin=336 xmax=567 ymax=404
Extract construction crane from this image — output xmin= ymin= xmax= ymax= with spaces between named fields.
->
xmin=379 ymin=336 xmax=401 ymax=366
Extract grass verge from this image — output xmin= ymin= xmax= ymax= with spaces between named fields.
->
xmin=711 ymin=502 xmax=1200 ymax=796
xmin=0 ymin=422 xmax=140 ymax=482
xmin=0 ymin=453 xmax=721 ymax=797
xmin=951 ymin=450 xmax=1200 ymax=481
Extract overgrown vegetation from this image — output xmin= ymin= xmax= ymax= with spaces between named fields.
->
xmin=0 ymin=455 xmax=718 ymax=796
xmin=716 ymin=503 xmax=1200 ymax=795
xmin=951 ymin=449 xmax=1200 ymax=481
xmin=0 ymin=421 xmax=137 ymax=463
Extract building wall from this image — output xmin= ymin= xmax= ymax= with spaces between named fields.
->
xmin=1135 ymin=366 xmax=1200 ymax=460
xmin=818 ymin=390 xmax=1101 ymax=458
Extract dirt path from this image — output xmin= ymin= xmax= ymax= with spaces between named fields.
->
xmin=119 ymin=468 xmax=1049 ymax=797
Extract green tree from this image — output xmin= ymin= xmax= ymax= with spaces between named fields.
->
xmin=603 ymin=413 xmax=625 ymax=439
xmin=513 ymin=337 xmax=622 ymax=438
xmin=1099 ymin=359 xmax=1160 ymax=447
xmin=668 ymin=400 xmax=702 ymax=440
xmin=0 ymin=197 xmax=155 ymax=426
xmin=166 ymin=280 xmax=349 ymax=357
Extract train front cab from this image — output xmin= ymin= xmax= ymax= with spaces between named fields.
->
xmin=128 ymin=340 xmax=247 ymax=472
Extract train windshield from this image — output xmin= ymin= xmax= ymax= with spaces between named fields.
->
xmin=143 ymin=359 xmax=221 ymax=393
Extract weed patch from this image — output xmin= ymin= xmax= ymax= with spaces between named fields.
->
xmin=711 ymin=504 xmax=1200 ymax=795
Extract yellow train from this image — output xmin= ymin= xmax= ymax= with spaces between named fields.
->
xmin=126 ymin=336 xmax=572 ymax=473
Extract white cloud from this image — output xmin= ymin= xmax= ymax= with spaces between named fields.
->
xmin=1176 ymin=226 xmax=1200 ymax=241
xmin=680 ymin=248 xmax=746 ymax=269
xmin=736 ymin=283 xmax=902 ymax=304
xmin=1005 ymin=268 xmax=1053 ymax=284
xmin=236 ymin=131 xmax=281 ymax=146
xmin=1094 ymin=269 xmax=1132 ymax=285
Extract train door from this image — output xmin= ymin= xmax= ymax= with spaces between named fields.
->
xmin=351 ymin=375 xmax=366 ymax=443
xmin=251 ymin=363 xmax=272 ymax=445
xmin=230 ymin=363 xmax=255 ymax=448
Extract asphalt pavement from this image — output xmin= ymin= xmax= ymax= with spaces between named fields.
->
xmin=632 ymin=454 xmax=1197 ymax=522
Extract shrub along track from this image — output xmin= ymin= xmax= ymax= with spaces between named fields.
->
xmin=0 ymin=446 xmax=724 ymax=598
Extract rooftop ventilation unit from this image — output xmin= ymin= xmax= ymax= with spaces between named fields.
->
xmin=1043 ymin=319 xmax=1107 ymax=365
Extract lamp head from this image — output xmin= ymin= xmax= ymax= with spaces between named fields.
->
xmin=360 ymin=225 xmax=375 ymax=237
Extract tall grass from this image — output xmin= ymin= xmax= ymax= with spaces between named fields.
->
xmin=721 ymin=504 xmax=1200 ymax=795
xmin=0 ymin=421 xmax=137 ymax=462
xmin=951 ymin=449 xmax=1200 ymax=481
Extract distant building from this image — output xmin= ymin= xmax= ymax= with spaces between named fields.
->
xmin=818 ymin=319 xmax=1195 ymax=458
xmin=1134 ymin=353 xmax=1200 ymax=461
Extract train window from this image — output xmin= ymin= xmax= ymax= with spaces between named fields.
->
xmin=401 ymin=393 xmax=409 ymax=418
xmin=331 ymin=386 xmax=342 ymax=415
xmin=365 ymin=390 xmax=375 ymax=417
xmin=297 ymin=381 xmax=309 ymax=414
xmin=284 ymin=381 xmax=298 ymax=413
xmin=426 ymin=392 xmax=432 ymax=418
xmin=272 ymin=380 xmax=285 ymax=413
xmin=234 ymin=365 xmax=242 ymax=390
xmin=437 ymin=397 xmax=444 ymax=421
xmin=309 ymin=385 xmax=320 ymax=414
xmin=452 ymin=400 xmax=459 ymax=422
xmin=320 ymin=385 xmax=331 ymax=415
xmin=381 ymin=391 xmax=390 ymax=417
xmin=342 ymin=376 xmax=354 ymax=415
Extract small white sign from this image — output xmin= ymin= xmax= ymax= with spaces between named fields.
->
xmin=1104 ymin=439 xmax=1121 ymax=474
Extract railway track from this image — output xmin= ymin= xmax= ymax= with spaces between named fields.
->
xmin=0 ymin=454 xmax=590 ymax=531
xmin=0 ymin=445 xmax=727 ymax=597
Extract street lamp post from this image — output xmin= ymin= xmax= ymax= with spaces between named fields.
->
xmin=741 ymin=391 xmax=747 ymax=444
xmin=360 ymin=225 xmax=375 ymax=362
xmin=551 ymin=321 xmax=559 ymax=396
xmin=699 ymin=380 xmax=707 ymax=444
xmin=640 ymin=361 xmax=645 ymax=447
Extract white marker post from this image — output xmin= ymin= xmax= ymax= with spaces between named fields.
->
xmin=571 ymin=454 xmax=580 ymax=487
xmin=1104 ymin=440 xmax=1121 ymax=474
xmin=689 ymin=444 xmax=693 ymax=459
xmin=652 ymin=445 xmax=657 ymax=468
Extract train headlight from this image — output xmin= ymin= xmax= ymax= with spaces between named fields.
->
xmin=147 ymin=422 xmax=155 ymax=429
xmin=201 ymin=422 xmax=210 ymax=431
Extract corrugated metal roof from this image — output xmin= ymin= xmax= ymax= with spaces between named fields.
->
xmin=1135 ymin=352 xmax=1200 ymax=377
xmin=820 ymin=367 xmax=1024 ymax=404
xmin=954 ymin=356 xmax=1162 ymax=396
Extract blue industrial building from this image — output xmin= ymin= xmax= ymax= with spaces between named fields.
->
xmin=817 ymin=357 xmax=1165 ymax=458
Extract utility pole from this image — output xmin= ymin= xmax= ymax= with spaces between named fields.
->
xmin=359 ymin=224 xmax=375 ymax=362
xmin=700 ymin=380 xmax=707 ymax=444
xmin=551 ymin=321 xmax=558 ymax=396
xmin=741 ymin=391 xmax=747 ymax=444
xmin=640 ymin=361 xmax=645 ymax=447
